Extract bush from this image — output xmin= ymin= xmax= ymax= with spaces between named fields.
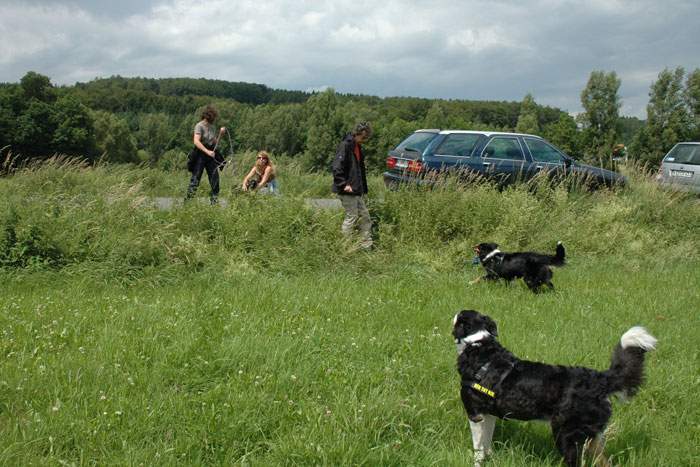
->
xmin=158 ymin=149 xmax=188 ymax=172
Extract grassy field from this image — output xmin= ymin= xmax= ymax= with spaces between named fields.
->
xmin=0 ymin=158 xmax=698 ymax=465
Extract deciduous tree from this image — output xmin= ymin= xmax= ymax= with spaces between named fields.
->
xmin=543 ymin=114 xmax=582 ymax=158
xmin=20 ymin=71 xmax=55 ymax=103
xmin=579 ymin=71 xmax=621 ymax=164
xmin=686 ymin=68 xmax=700 ymax=139
xmin=303 ymin=89 xmax=342 ymax=171
xmin=515 ymin=93 xmax=540 ymax=135
xmin=92 ymin=111 xmax=139 ymax=163
xmin=51 ymin=95 xmax=95 ymax=157
xmin=631 ymin=67 xmax=693 ymax=164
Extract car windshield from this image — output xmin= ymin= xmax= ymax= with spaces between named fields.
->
xmin=664 ymin=144 xmax=700 ymax=165
xmin=395 ymin=131 xmax=438 ymax=153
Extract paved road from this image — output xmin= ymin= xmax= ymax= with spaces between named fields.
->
xmin=304 ymin=198 xmax=341 ymax=209
xmin=140 ymin=197 xmax=342 ymax=210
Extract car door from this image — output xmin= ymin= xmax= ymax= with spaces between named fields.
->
xmin=479 ymin=136 xmax=527 ymax=185
xmin=424 ymin=133 xmax=483 ymax=179
xmin=522 ymin=137 xmax=567 ymax=182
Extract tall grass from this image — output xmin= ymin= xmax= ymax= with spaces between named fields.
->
xmin=0 ymin=156 xmax=697 ymax=278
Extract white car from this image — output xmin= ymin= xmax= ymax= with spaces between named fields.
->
xmin=656 ymin=142 xmax=700 ymax=193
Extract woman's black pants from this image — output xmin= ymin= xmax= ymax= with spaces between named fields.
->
xmin=186 ymin=154 xmax=220 ymax=204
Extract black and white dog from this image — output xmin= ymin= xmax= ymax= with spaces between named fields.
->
xmin=471 ymin=242 xmax=566 ymax=292
xmin=452 ymin=309 xmax=657 ymax=467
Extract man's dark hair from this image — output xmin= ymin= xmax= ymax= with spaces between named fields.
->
xmin=201 ymin=105 xmax=219 ymax=122
xmin=352 ymin=121 xmax=372 ymax=137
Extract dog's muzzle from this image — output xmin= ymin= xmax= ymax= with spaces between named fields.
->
xmin=455 ymin=330 xmax=491 ymax=355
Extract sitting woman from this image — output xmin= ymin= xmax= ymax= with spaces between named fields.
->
xmin=242 ymin=151 xmax=279 ymax=194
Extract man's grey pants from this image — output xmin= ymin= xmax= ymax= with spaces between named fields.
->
xmin=338 ymin=194 xmax=372 ymax=247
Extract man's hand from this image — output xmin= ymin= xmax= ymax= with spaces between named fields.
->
xmin=219 ymin=127 xmax=226 ymax=135
xmin=343 ymin=184 xmax=353 ymax=193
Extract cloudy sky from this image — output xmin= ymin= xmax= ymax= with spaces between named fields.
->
xmin=1 ymin=0 xmax=698 ymax=117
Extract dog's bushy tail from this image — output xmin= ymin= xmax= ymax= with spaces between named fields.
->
xmin=550 ymin=241 xmax=566 ymax=266
xmin=606 ymin=327 xmax=657 ymax=399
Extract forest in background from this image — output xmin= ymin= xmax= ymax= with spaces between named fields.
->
xmin=1 ymin=68 xmax=699 ymax=172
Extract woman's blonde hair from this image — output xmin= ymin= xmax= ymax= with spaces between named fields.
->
xmin=255 ymin=150 xmax=276 ymax=172
xmin=256 ymin=151 xmax=270 ymax=163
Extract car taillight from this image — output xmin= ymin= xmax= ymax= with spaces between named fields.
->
xmin=407 ymin=160 xmax=423 ymax=173
xmin=387 ymin=157 xmax=397 ymax=169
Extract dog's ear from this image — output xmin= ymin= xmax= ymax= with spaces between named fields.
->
xmin=480 ymin=315 xmax=498 ymax=336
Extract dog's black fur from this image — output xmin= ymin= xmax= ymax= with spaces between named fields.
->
xmin=473 ymin=242 xmax=566 ymax=292
xmin=453 ymin=309 xmax=656 ymax=467
xmin=246 ymin=179 xmax=258 ymax=190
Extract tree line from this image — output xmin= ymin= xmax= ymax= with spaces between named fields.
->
xmin=1 ymin=69 xmax=699 ymax=172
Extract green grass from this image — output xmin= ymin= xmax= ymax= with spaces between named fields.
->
xmin=0 ymin=260 xmax=698 ymax=465
xmin=0 ymin=158 xmax=698 ymax=465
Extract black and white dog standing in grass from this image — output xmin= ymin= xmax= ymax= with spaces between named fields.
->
xmin=470 ymin=242 xmax=566 ymax=292
xmin=452 ymin=309 xmax=657 ymax=467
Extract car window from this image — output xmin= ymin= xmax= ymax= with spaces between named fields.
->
xmin=434 ymin=133 xmax=481 ymax=157
xmin=524 ymin=138 xmax=564 ymax=163
xmin=395 ymin=132 xmax=438 ymax=153
xmin=482 ymin=137 xmax=524 ymax=160
xmin=664 ymin=144 xmax=700 ymax=166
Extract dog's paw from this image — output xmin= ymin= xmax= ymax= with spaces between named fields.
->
xmin=469 ymin=278 xmax=480 ymax=285
xmin=473 ymin=450 xmax=486 ymax=467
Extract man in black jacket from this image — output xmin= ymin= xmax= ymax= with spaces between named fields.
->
xmin=331 ymin=122 xmax=373 ymax=250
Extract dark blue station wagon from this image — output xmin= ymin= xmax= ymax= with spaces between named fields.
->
xmin=383 ymin=130 xmax=625 ymax=189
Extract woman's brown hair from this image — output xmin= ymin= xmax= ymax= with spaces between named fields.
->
xmin=200 ymin=105 xmax=219 ymax=123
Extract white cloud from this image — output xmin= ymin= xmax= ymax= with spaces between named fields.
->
xmin=0 ymin=0 xmax=698 ymax=117
xmin=446 ymin=27 xmax=523 ymax=54
xmin=0 ymin=4 xmax=77 ymax=63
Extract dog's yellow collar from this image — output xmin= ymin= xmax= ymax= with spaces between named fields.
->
xmin=471 ymin=382 xmax=496 ymax=398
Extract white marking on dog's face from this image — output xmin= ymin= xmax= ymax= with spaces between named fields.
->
xmin=455 ymin=330 xmax=491 ymax=355
xmin=482 ymin=249 xmax=501 ymax=262
xmin=453 ymin=313 xmax=459 ymax=327
xmin=463 ymin=330 xmax=491 ymax=344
